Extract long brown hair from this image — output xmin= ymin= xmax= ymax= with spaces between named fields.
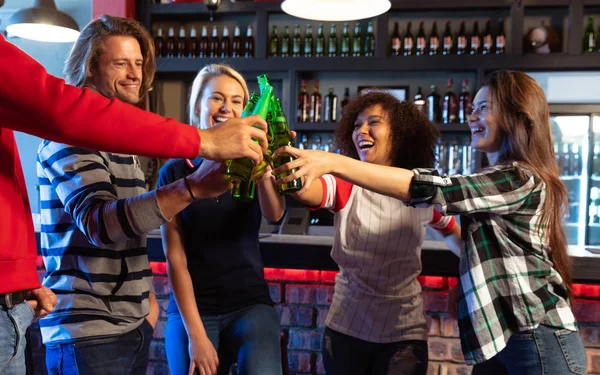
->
xmin=63 ymin=15 xmax=155 ymax=101
xmin=335 ymin=92 xmax=439 ymax=170
xmin=483 ymin=70 xmax=572 ymax=298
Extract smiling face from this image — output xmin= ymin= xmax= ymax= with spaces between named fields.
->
xmin=88 ymin=36 xmax=143 ymax=105
xmin=352 ymin=104 xmax=393 ymax=166
xmin=197 ymin=75 xmax=245 ymax=129
xmin=468 ymin=86 xmax=504 ymax=163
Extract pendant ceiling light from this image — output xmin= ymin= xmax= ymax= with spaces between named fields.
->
xmin=281 ymin=0 xmax=391 ymax=22
xmin=6 ymin=0 xmax=80 ymax=43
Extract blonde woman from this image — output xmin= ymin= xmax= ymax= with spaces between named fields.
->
xmin=159 ymin=64 xmax=284 ymax=375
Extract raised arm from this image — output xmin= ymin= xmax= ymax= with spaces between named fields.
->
xmin=272 ymin=147 xmax=414 ymax=201
xmin=0 ymin=35 xmax=268 ymax=164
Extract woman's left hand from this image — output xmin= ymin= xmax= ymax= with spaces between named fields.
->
xmin=272 ymin=146 xmax=337 ymax=195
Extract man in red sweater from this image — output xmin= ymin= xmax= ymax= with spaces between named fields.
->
xmin=0 ymin=30 xmax=267 ymax=373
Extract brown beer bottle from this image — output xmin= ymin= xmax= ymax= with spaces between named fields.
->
xmin=309 ymin=80 xmax=322 ymax=123
xmin=166 ymin=26 xmax=176 ymax=58
xmin=188 ymin=26 xmax=198 ymax=57
xmin=232 ymin=25 xmax=242 ymax=58
xmin=199 ymin=25 xmax=209 ymax=58
xmin=209 ymin=25 xmax=220 ymax=58
xmin=176 ymin=26 xmax=187 ymax=58
xmin=220 ymin=26 xmax=231 ymax=58
xmin=297 ymin=80 xmax=309 ymax=122
xmin=244 ymin=25 xmax=255 ymax=58
xmin=154 ymin=27 xmax=165 ymax=57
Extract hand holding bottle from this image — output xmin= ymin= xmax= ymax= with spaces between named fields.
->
xmin=272 ymin=146 xmax=337 ymax=194
xmin=187 ymin=160 xmax=233 ymax=200
xmin=197 ymin=115 xmax=268 ymax=165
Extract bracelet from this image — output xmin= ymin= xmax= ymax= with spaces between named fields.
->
xmin=183 ymin=176 xmax=196 ymax=201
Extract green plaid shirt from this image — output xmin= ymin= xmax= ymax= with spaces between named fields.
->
xmin=410 ymin=162 xmax=577 ymax=365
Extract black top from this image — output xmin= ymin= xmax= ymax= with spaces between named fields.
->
xmin=158 ymin=158 xmax=273 ymax=315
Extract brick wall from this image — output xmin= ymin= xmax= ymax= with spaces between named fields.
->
xmin=29 ymin=260 xmax=600 ymax=374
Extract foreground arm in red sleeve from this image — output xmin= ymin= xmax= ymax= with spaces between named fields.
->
xmin=0 ymin=35 xmax=268 ymax=163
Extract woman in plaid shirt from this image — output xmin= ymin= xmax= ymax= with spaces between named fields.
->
xmin=273 ymin=70 xmax=587 ymax=374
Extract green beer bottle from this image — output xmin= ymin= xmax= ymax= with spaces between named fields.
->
xmin=270 ymin=97 xmax=303 ymax=195
xmin=226 ymin=89 xmax=271 ymax=180
xmin=231 ymin=179 xmax=256 ymax=201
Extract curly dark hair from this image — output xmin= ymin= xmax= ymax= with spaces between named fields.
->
xmin=335 ymin=91 xmax=440 ymax=169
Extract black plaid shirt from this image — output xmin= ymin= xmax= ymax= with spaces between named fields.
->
xmin=409 ymin=162 xmax=577 ymax=365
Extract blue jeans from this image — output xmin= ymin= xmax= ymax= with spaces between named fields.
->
xmin=471 ymin=324 xmax=588 ymax=375
xmin=0 ymin=302 xmax=34 ymax=375
xmin=165 ymin=303 xmax=282 ymax=375
xmin=321 ymin=327 xmax=429 ymax=375
xmin=45 ymin=319 xmax=154 ymax=375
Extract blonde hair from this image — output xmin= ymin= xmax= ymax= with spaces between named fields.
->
xmin=64 ymin=15 xmax=155 ymax=100
xmin=188 ymin=64 xmax=249 ymax=129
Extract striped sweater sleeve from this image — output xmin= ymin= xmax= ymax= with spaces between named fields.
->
xmin=37 ymin=141 xmax=168 ymax=247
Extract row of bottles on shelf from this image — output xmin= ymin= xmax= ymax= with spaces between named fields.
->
xmin=555 ymin=142 xmax=583 ymax=177
xmin=269 ymin=22 xmax=375 ymax=57
xmin=583 ymin=16 xmax=600 ymax=53
xmin=415 ymin=79 xmax=472 ymax=124
xmin=297 ymin=134 xmax=340 ymax=153
xmin=391 ymin=19 xmax=506 ymax=56
xmin=154 ymin=25 xmax=254 ymax=58
xmin=436 ymin=136 xmax=477 ymax=176
xmin=296 ymin=80 xmax=351 ymax=123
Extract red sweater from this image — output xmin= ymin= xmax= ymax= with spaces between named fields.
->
xmin=0 ymin=35 xmax=201 ymax=294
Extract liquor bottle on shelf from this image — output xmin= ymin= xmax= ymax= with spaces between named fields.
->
xmin=324 ymin=87 xmax=338 ymax=123
xmin=166 ymin=26 xmax=176 ymax=58
xmin=199 ymin=25 xmax=209 ymax=58
xmin=269 ymin=25 xmax=279 ymax=57
xmin=427 ymin=85 xmax=441 ymax=123
xmin=403 ymin=21 xmax=414 ymax=56
xmin=592 ymin=143 xmax=600 ymax=176
xmin=470 ymin=21 xmax=481 ymax=55
xmin=244 ymin=25 xmax=254 ymax=58
xmin=364 ymin=21 xmax=375 ymax=56
xmin=352 ymin=22 xmax=362 ymax=57
xmin=415 ymin=21 xmax=426 ymax=56
xmin=391 ymin=21 xmax=401 ymax=56
xmin=341 ymin=23 xmax=351 ymax=57
xmin=221 ymin=26 xmax=231 ymax=58
xmin=297 ymin=79 xmax=309 ymax=122
xmin=572 ymin=143 xmax=581 ymax=176
xmin=176 ymin=26 xmax=187 ymax=58
xmin=309 ymin=80 xmax=322 ymax=122
xmin=461 ymin=136 xmax=474 ymax=174
xmin=270 ymin=97 xmax=303 ymax=195
xmin=456 ymin=20 xmax=467 ymax=55
xmin=281 ymin=25 xmax=290 ymax=57
xmin=341 ymin=87 xmax=351 ymax=108
xmin=315 ymin=24 xmax=325 ymax=57
xmin=597 ymin=24 xmax=600 ymax=52
xmin=458 ymin=78 xmax=471 ymax=124
xmin=209 ymin=25 xmax=220 ymax=58
xmin=413 ymin=86 xmax=426 ymax=113
xmin=292 ymin=24 xmax=302 ymax=57
xmin=482 ymin=19 xmax=493 ymax=54
xmin=442 ymin=79 xmax=458 ymax=124
xmin=447 ymin=138 xmax=460 ymax=175
xmin=328 ymin=24 xmax=338 ymax=57
xmin=561 ymin=143 xmax=571 ymax=176
xmin=436 ymin=138 xmax=448 ymax=175
xmin=590 ymin=187 xmax=599 ymax=225
xmin=298 ymin=134 xmax=309 ymax=150
xmin=495 ymin=18 xmax=505 ymax=54
xmin=304 ymin=24 xmax=314 ymax=57
xmin=154 ymin=27 xmax=165 ymax=57
xmin=442 ymin=21 xmax=453 ymax=55
xmin=188 ymin=26 xmax=198 ymax=57
xmin=584 ymin=16 xmax=596 ymax=53
xmin=428 ymin=21 xmax=440 ymax=55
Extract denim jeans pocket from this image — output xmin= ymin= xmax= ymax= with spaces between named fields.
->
xmin=554 ymin=329 xmax=587 ymax=375
xmin=73 ymin=334 xmax=122 ymax=348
